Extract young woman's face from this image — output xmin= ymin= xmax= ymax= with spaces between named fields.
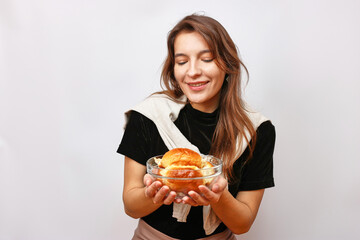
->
xmin=173 ymin=31 xmax=226 ymax=113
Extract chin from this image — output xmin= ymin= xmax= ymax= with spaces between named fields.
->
xmin=185 ymin=94 xmax=207 ymax=104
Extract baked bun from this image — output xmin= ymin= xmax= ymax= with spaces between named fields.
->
xmin=159 ymin=148 xmax=202 ymax=168
xmin=160 ymin=165 xmax=204 ymax=192
xmin=158 ymin=148 xmax=214 ymax=192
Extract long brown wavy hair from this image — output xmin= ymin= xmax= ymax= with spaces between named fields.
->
xmin=160 ymin=14 xmax=257 ymax=181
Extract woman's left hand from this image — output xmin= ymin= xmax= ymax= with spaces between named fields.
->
xmin=181 ymin=175 xmax=228 ymax=206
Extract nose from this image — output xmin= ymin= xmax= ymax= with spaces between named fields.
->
xmin=187 ymin=61 xmax=201 ymax=78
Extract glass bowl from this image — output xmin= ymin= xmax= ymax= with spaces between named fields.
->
xmin=146 ymin=155 xmax=222 ymax=198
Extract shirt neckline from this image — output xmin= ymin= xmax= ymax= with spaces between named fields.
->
xmin=184 ymin=103 xmax=219 ymax=126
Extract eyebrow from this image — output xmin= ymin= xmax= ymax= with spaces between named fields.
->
xmin=174 ymin=50 xmax=212 ymax=58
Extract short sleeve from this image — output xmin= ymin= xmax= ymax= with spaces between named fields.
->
xmin=117 ymin=111 xmax=166 ymax=165
xmin=238 ymin=120 xmax=276 ymax=191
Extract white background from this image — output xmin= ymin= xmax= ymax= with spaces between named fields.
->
xmin=1 ymin=0 xmax=360 ymax=239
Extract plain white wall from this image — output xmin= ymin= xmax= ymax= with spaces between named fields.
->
xmin=1 ymin=0 xmax=359 ymax=239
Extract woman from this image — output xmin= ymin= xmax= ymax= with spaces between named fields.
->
xmin=117 ymin=14 xmax=275 ymax=239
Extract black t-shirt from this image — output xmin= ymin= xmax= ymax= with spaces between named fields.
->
xmin=117 ymin=103 xmax=275 ymax=239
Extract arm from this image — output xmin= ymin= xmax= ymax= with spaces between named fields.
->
xmin=122 ymin=156 xmax=178 ymax=219
xmin=203 ymin=121 xmax=275 ymax=233
xmin=182 ymin=178 xmax=264 ymax=234
xmin=211 ymin=188 xmax=264 ymax=234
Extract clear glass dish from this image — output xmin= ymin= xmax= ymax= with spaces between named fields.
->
xmin=146 ymin=155 xmax=222 ymax=198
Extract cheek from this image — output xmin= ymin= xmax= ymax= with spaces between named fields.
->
xmin=205 ymin=64 xmax=225 ymax=79
xmin=209 ymin=70 xmax=225 ymax=84
xmin=173 ymin=67 xmax=185 ymax=82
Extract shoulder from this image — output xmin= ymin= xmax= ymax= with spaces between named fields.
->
xmin=253 ymin=120 xmax=276 ymax=157
xmin=257 ymin=121 xmax=275 ymax=139
xmin=233 ymin=120 xmax=275 ymax=191
xmin=118 ymin=110 xmax=163 ymax=164
xmin=125 ymin=110 xmax=156 ymax=129
xmin=255 ymin=120 xmax=276 ymax=148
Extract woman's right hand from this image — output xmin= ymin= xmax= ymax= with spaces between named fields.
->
xmin=143 ymin=174 xmax=179 ymax=205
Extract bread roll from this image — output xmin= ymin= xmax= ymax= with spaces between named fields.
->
xmin=158 ymin=148 xmax=214 ymax=193
xmin=161 ymin=165 xmax=204 ymax=192
xmin=159 ymin=148 xmax=202 ymax=168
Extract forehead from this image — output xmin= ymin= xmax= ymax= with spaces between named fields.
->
xmin=174 ymin=31 xmax=210 ymax=54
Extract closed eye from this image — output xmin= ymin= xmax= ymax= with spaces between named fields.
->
xmin=202 ymin=58 xmax=214 ymax=63
xmin=176 ymin=61 xmax=187 ymax=65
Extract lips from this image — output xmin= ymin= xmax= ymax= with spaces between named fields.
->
xmin=187 ymin=81 xmax=209 ymax=86
xmin=187 ymin=81 xmax=209 ymax=91
xmin=188 ymin=82 xmax=206 ymax=87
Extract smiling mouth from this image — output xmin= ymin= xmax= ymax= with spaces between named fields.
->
xmin=188 ymin=82 xmax=208 ymax=87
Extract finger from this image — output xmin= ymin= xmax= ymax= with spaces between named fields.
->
xmin=198 ymin=185 xmax=212 ymax=195
xmin=211 ymin=184 xmax=220 ymax=193
xmin=153 ymin=186 xmax=170 ymax=204
xmin=181 ymin=196 xmax=198 ymax=206
xmin=210 ymin=176 xmax=227 ymax=194
xmin=214 ymin=176 xmax=228 ymax=190
xmin=144 ymin=174 xmax=155 ymax=186
xmin=163 ymin=191 xmax=177 ymax=205
xmin=188 ymin=191 xmax=210 ymax=206
xmin=198 ymin=185 xmax=217 ymax=202
xmin=145 ymin=181 xmax=162 ymax=198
